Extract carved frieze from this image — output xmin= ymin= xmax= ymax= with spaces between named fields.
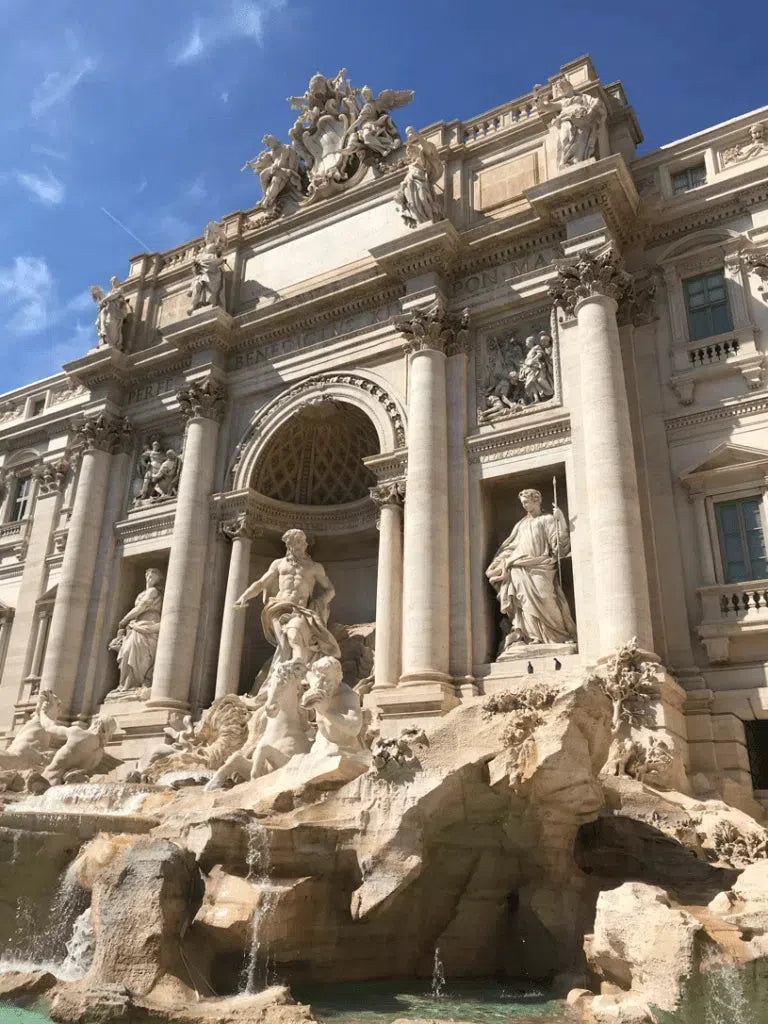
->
xmin=176 ymin=378 xmax=227 ymax=422
xmin=132 ymin=437 xmax=183 ymax=508
xmin=721 ymin=123 xmax=768 ymax=168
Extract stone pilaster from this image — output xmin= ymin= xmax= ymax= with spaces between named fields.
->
xmin=394 ymin=302 xmax=468 ymax=708
xmin=150 ymin=377 xmax=226 ymax=709
xmin=214 ymin=511 xmax=261 ymax=699
xmin=550 ymin=246 xmax=654 ymax=655
xmin=39 ymin=415 xmax=133 ymax=715
xmin=370 ymin=481 xmax=405 ymax=691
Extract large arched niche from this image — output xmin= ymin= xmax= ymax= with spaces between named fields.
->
xmin=228 ymin=373 xmax=405 ymax=691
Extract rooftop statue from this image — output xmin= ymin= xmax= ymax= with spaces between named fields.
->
xmin=242 ymin=133 xmax=306 ymax=223
xmin=90 ymin=276 xmax=131 ymax=351
xmin=187 ymin=221 xmax=227 ymax=315
xmin=394 ymin=126 xmax=443 ymax=228
xmin=533 ymin=75 xmax=606 ymax=168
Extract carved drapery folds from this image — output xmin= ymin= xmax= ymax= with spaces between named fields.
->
xmin=176 ymin=378 xmax=227 ymax=422
xmin=393 ymin=299 xmax=470 ymax=354
xmin=133 ymin=438 xmax=182 ymax=507
xmin=187 ymin=221 xmax=228 ymax=316
xmin=394 ymin=127 xmax=443 ymax=229
xmin=75 ymin=413 xmax=134 ymax=454
xmin=90 ymin=277 xmax=131 ymax=352
xmin=549 ymin=246 xmax=635 ymax=317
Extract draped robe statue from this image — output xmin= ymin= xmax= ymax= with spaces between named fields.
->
xmin=108 ymin=568 xmax=164 ymax=692
xmin=486 ymin=489 xmax=576 ymax=653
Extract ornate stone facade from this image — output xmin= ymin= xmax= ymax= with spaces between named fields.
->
xmin=0 ymin=53 xmax=767 ymax=823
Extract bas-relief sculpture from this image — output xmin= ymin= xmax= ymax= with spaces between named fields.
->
xmin=533 ymin=75 xmax=606 ymax=168
xmin=134 ymin=441 xmax=181 ymax=505
xmin=187 ymin=221 xmax=227 ymax=315
xmin=722 ymin=122 xmax=768 ymax=166
xmin=394 ymin=127 xmax=443 ymax=228
xmin=90 ymin=276 xmax=131 ymax=351
xmin=479 ymin=330 xmax=555 ymax=423
xmin=106 ymin=568 xmax=164 ymax=698
xmin=486 ymin=488 xmax=576 ymax=655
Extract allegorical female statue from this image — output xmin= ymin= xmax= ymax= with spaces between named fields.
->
xmin=90 ymin=276 xmax=131 ymax=350
xmin=108 ymin=568 xmax=164 ymax=692
xmin=486 ymin=489 xmax=576 ymax=654
xmin=533 ymin=76 xmax=606 ymax=168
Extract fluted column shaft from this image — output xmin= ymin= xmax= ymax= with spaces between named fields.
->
xmin=371 ymin=483 xmax=404 ymax=689
xmin=40 ymin=417 xmax=132 ymax=714
xmin=575 ymin=292 xmax=654 ymax=653
xmin=215 ymin=514 xmax=258 ymax=699
xmin=151 ymin=378 xmax=225 ymax=708
xmin=400 ymin=346 xmax=451 ymax=683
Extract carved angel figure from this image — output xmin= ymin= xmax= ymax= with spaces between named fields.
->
xmin=347 ymin=85 xmax=413 ymax=158
xmin=533 ymin=77 xmax=606 ymax=168
xmin=394 ymin=127 xmax=443 ymax=228
xmin=243 ymin=134 xmax=306 ymax=216
xmin=188 ymin=221 xmax=227 ymax=314
xmin=91 ymin=276 xmax=130 ymax=351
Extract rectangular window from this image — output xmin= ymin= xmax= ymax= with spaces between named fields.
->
xmin=29 ymin=397 xmax=45 ymax=417
xmin=745 ymin=720 xmax=768 ymax=790
xmin=672 ymin=163 xmax=707 ymax=195
xmin=715 ymin=497 xmax=768 ymax=583
xmin=10 ymin=476 xmax=32 ymax=523
xmin=684 ymin=270 xmax=733 ymax=341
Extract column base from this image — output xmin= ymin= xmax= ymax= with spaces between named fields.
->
xmin=398 ymin=670 xmax=453 ymax=686
xmin=373 ymin=679 xmax=460 ymax=720
xmin=146 ymin=697 xmax=191 ymax=713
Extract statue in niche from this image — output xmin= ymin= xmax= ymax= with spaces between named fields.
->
xmin=90 ymin=276 xmax=131 ymax=351
xmin=533 ymin=76 xmax=606 ymax=168
xmin=394 ymin=127 xmax=443 ymax=228
xmin=107 ymin=568 xmax=164 ymax=695
xmin=234 ymin=528 xmax=340 ymax=671
xmin=486 ymin=488 xmax=576 ymax=655
xmin=135 ymin=441 xmax=181 ymax=504
xmin=479 ymin=331 xmax=554 ymax=423
xmin=187 ymin=221 xmax=227 ymax=314
xmin=243 ymin=134 xmax=307 ymax=223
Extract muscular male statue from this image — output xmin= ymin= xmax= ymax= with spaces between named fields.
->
xmin=234 ymin=528 xmax=340 ymax=664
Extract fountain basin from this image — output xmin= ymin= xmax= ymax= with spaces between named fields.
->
xmin=0 ymin=808 xmax=158 ymax=838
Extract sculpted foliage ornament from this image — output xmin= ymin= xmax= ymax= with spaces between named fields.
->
xmin=75 ymin=413 xmax=134 ymax=454
xmin=33 ymin=455 xmax=71 ymax=496
xmin=176 ymin=377 xmax=227 ymax=422
xmin=549 ymin=245 xmax=635 ymax=317
xmin=712 ymin=821 xmax=768 ymax=867
xmin=393 ymin=298 xmax=470 ymax=354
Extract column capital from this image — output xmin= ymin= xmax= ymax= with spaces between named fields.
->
xmin=74 ymin=413 xmax=134 ymax=454
xmin=220 ymin=511 xmax=262 ymax=541
xmin=549 ymin=244 xmax=635 ymax=318
xmin=32 ymin=455 xmax=71 ymax=497
xmin=392 ymin=300 xmax=470 ymax=355
xmin=177 ymin=376 xmax=227 ymax=422
xmin=370 ymin=480 xmax=405 ymax=511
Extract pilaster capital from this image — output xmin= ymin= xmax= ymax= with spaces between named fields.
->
xmin=74 ymin=413 xmax=134 ymax=454
xmin=369 ymin=480 xmax=405 ymax=510
xmin=177 ymin=376 xmax=227 ymax=422
xmin=549 ymin=244 xmax=634 ymax=318
xmin=32 ymin=455 xmax=71 ymax=496
xmin=220 ymin=511 xmax=262 ymax=541
xmin=392 ymin=300 xmax=470 ymax=355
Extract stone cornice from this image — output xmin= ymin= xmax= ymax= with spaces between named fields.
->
xmin=665 ymin=393 xmax=768 ymax=434
xmin=466 ymin=414 xmax=571 ymax=464
xmin=636 ymin=174 xmax=768 ymax=247
xmin=362 ymin=449 xmax=408 ymax=482
xmin=210 ymin=488 xmax=377 ymax=537
xmin=115 ymin=505 xmax=177 ymax=546
xmin=370 ymin=220 xmax=462 ymax=281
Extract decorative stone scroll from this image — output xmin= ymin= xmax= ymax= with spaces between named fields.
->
xmin=220 ymin=511 xmax=262 ymax=542
xmin=176 ymin=377 xmax=227 ymax=422
xmin=32 ymin=456 xmax=71 ymax=496
xmin=549 ymin=245 xmax=634 ymax=317
xmin=75 ymin=413 xmax=134 ymax=454
xmin=369 ymin=480 xmax=405 ymax=510
xmin=393 ymin=299 xmax=470 ymax=354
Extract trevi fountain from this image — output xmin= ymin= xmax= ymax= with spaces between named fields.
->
xmin=2 ymin=57 xmax=768 ymax=1024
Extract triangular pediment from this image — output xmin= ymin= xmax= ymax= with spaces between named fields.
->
xmin=36 ymin=585 xmax=57 ymax=606
xmin=681 ymin=442 xmax=768 ymax=483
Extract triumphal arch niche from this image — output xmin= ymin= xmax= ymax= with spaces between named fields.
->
xmin=213 ymin=372 xmax=407 ymax=701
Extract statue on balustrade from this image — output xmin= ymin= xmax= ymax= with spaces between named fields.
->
xmin=486 ymin=488 xmax=576 ymax=655
xmin=90 ymin=276 xmax=131 ymax=351
xmin=533 ymin=76 xmax=606 ymax=168
xmin=187 ymin=221 xmax=227 ymax=314
xmin=234 ymin=528 xmax=340 ymax=672
xmin=243 ymin=134 xmax=307 ymax=222
xmin=394 ymin=127 xmax=443 ymax=228
xmin=107 ymin=568 xmax=164 ymax=695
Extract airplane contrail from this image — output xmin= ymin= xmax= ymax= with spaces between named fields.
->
xmin=100 ymin=206 xmax=150 ymax=251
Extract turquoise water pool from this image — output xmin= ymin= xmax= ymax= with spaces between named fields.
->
xmin=292 ymin=979 xmax=566 ymax=1023
xmin=0 ymin=1007 xmax=52 ymax=1024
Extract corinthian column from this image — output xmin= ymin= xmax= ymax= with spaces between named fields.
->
xmin=370 ymin=481 xmax=404 ymax=690
xmin=214 ymin=512 xmax=260 ymax=699
xmin=40 ymin=415 xmax=133 ymax=714
xmin=550 ymin=246 xmax=653 ymax=654
xmin=394 ymin=302 xmax=469 ymax=694
xmin=150 ymin=377 xmax=226 ymax=709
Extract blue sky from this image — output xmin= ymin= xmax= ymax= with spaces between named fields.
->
xmin=0 ymin=0 xmax=765 ymax=393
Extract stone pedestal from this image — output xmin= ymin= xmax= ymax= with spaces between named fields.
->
xmin=40 ymin=416 xmax=132 ymax=715
xmin=150 ymin=378 xmax=225 ymax=710
xmin=370 ymin=482 xmax=404 ymax=691
xmin=214 ymin=513 xmax=258 ymax=699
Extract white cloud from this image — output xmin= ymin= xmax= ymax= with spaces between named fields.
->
xmin=15 ymin=168 xmax=65 ymax=205
xmin=0 ymin=256 xmax=55 ymax=336
xmin=183 ymin=176 xmax=207 ymax=203
xmin=64 ymin=290 xmax=94 ymax=314
xmin=172 ymin=1 xmax=286 ymax=64
xmin=30 ymin=56 xmax=96 ymax=117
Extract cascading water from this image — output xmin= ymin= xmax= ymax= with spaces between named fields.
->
xmin=57 ymin=908 xmax=94 ymax=981
xmin=702 ymin=953 xmax=752 ymax=1024
xmin=431 ymin=947 xmax=446 ymax=1000
xmin=241 ymin=821 xmax=280 ymax=995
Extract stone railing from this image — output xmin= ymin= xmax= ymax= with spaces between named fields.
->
xmin=697 ymin=578 xmax=768 ymax=663
xmin=686 ymin=336 xmax=740 ymax=367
